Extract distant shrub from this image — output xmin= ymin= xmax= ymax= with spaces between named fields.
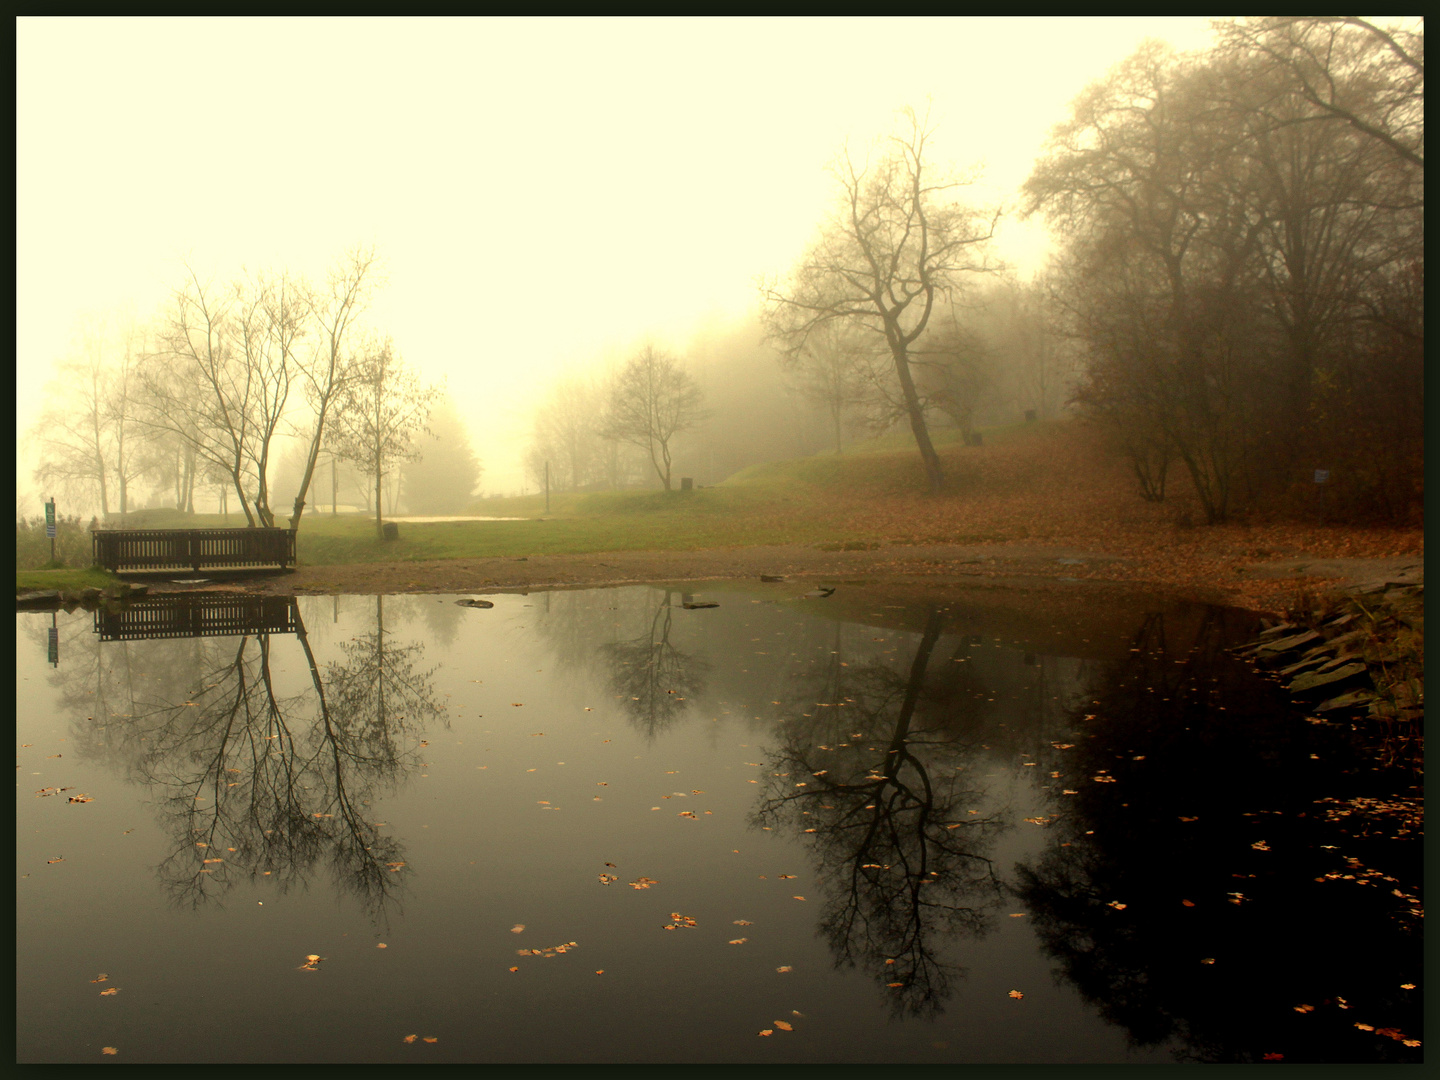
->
xmin=15 ymin=515 xmax=95 ymax=570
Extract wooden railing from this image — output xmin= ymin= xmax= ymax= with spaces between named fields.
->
xmin=91 ymin=528 xmax=296 ymax=573
xmin=95 ymin=595 xmax=301 ymax=642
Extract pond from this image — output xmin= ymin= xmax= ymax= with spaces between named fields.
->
xmin=16 ymin=584 xmax=1422 ymax=1064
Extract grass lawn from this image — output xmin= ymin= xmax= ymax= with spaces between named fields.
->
xmin=16 ymin=566 xmax=126 ymax=594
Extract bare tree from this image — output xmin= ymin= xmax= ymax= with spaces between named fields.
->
xmin=1216 ymin=17 xmax=1423 ymax=171
xmin=762 ymin=106 xmax=999 ymax=494
xmin=326 ymin=336 xmax=438 ymax=539
xmin=529 ymin=375 xmax=609 ymax=491
xmin=781 ymin=320 xmax=872 ymax=454
xmin=600 ymin=345 xmax=706 ymax=491
xmin=288 ymin=246 xmax=382 ymax=530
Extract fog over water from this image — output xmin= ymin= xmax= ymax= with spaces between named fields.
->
xmin=16 ymin=16 xmax=1218 ymax=511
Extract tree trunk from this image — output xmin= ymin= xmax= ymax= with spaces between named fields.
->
xmin=375 ymin=462 xmax=384 ymax=540
xmin=891 ymin=346 xmax=945 ymax=494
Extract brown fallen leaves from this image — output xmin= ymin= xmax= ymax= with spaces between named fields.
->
xmin=402 ymin=1035 xmax=439 ymax=1043
xmin=102 ymin=1047 xmax=118 ymax=1055
xmin=629 ymin=877 xmax=659 ymax=890
xmin=1009 ymin=990 xmax=1024 ymax=1000
xmin=598 ymin=873 xmax=619 ymax=885
xmin=298 ymin=954 xmax=324 ymax=972
xmin=663 ymin=913 xmax=697 ymax=930
xmin=516 ymin=941 xmax=579 ymax=958
xmin=100 ymin=988 xmax=119 ymax=996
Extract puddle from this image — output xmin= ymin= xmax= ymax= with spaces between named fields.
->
xmin=15 ymin=587 xmax=1421 ymax=1063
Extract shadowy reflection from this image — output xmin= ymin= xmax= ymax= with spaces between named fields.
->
xmin=55 ymin=595 xmax=445 ymax=925
xmin=95 ymin=594 xmax=300 ymax=641
xmin=1012 ymin=607 xmax=1423 ymax=1064
xmin=599 ymin=589 xmax=709 ymax=739
xmin=755 ymin=606 xmax=1006 ymax=1017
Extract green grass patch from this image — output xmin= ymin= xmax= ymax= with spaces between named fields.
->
xmin=16 ymin=567 xmax=123 ymax=594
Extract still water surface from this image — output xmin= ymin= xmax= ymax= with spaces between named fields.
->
xmin=16 ymin=585 xmax=1421 ymax=1063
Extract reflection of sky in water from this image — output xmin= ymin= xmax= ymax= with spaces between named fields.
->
xmin=16 ymin=588 xmax=1420 ymax=1064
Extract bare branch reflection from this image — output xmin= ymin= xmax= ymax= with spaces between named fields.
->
xmin=755 ymin=606 xmax=1006 ymax=1016
xmin=600 ymin=589 xmax=709 ymax=739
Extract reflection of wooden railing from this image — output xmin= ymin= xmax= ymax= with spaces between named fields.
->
xmin=95 ymin=595 xmax=300 ymax=642
xmin=92 ymin=528 xmax=296 ymax=572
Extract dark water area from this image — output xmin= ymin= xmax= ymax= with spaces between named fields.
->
xmin=15 ymin=585 xmax=1422 ymax=1063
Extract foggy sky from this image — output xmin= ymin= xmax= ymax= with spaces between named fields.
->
xmin=16 ymin=16 xmax=1216 ymax=510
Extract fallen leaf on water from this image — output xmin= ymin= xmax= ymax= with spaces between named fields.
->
xmin=1179 ymin=816 xmax=1199 ymax=822
xmin=887 ymin=982 xmax=904 ymax=988
xmin=595 ymin=970 xmax=604 ymax=975
xmin=508 ymin=967 xmax=518 ymax=973
xmin=778 ymin=874 xmax=796 ymax=879
xmin=792 ymin=896 xmax=806 ymax=901
xmin=758 ymin=1030 xmax=773 ymax=1037
xmin=728 ymin=938 xmax=748 ymax=945
xmin=537 ymin=801 xmax=550 ymax=805
xmin=1294 ymin=1004 xmax=1314 ymax=1013
xmin=91 ymin=974 xmax=109 ymax=983
xmin=1008 ymin=913 xmax=1026 ymax=918
xmin=510 ymin=924 xmax=525 ymax=933
xmin=1200 ymin=958 xmax=1216 ymax=965
xmin=678 ymin=811 xmax=696 ymax=818
xmin=1354 ymin=1023 xmax=1375 ymax=1031
xmin=1401 ymin=983 xmax=1416 ymax=990
xmin=1182 ymin=900 xmax=1196 ymax=907
xmin=1107 ymin=901 xmax=1128 ymax=910
xmin=1263 ymin=1053 xmax=1284 ymax=1061
xmin=776 ymin=966 xmax=792 ymax=973
xmin=46 ymin=858 xmax=63 ymax=864
xmin=423 ymin=1037 xmax=438 ymax=1043
xmin=100 ymin=988 xmax=119 ymax=996
xmin=1252 ymin=840 xmax=1271 ymax=851
xmin=598 ymin=874 xmax=618 ymax=885
xmin=629 ymin=877 xmax=659 ymax=889
xmin=403 ymin=1035 xmax=418 ymax=1043
xmin=733 ymin=920 xmax=752 ymax=926
xmin=102 ymin=1047 xmax=117 ymax=1055
xmin=376 ymin=943 xmax=387 ymax=949
xmin=774 ymin=1021 xmax=793 ymax=1031
xmin=1008 ymin=990 xmax=1024 ymax=999
xmin=203 ymin=858 xmax=223 ymax=864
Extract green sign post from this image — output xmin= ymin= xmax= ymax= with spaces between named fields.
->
xmin=44 ymin=498 xmax=56 ymax=563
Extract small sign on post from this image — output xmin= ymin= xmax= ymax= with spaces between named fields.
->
xmin=48 ymin=614 xmax=58 ymax=667
xmin=1314 ymin=469 xmax=1330 ymax=484
xmin=45 ymin=498 xmax=57 ymax=563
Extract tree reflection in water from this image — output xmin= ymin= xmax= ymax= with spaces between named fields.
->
xmin=1012 ymin=607 xmax=1423 ymax=1064
xmin=53 ymin=595 xmax=445 ymax=925
xmin=599 ymin=589 xmax=709 ymax=739
xmin=754 ymin=606 xmax=1006 ymax=1017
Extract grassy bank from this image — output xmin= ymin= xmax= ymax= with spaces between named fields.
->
xmin=17 ymin=418 xmax=1421 ymax=590
xmin=16 ymin=566 xmax=125 ymax=594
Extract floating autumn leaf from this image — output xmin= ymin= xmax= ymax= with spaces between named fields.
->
xmin=202 ymin=858 xmax=223 ymax=864
xmin=887 ymin=982 xmax=904 ymax=988
xmin=678 ymin=811 xmax=697 ymax=818
xmin=376 ymin=943 xmax=388 ymax=949
xmin=100 ymin=988 xmax=119 ymax=996
xmin=403 ymin=1035 xmax=418 ymax=1043
xmin=628 ymin=877 xmax=659 ymax=889
xmin=510 ymin=924 xmax=525 ymax=933
xmin=1107 ymin=901 xmax=1128 ymax=910
xmin=423 ymin=1038 xmax=438 ymax=1043
xmin=792 ymin=896 xmax=806 ymax=901
xmin=90 ymin=974 xmax=109 ymax=983
xmin=46 ymin=858 xmax=63 ymax=864
xmin=1092 ymin=775 xmax=1116 ymax=783
xmin=733 ymin=920 xmax=752 ymax=926
xmin=776 ymin=966 xmax=792 ymax=973
xmin=1354 ymin=1023 xmax=1375 ymax=1032
xmin=728 ymin=938 xmax=748 ymax=945
xmin=1200 ymin=958 xmax=1216 ymax=965
xmin=1294 ymin=1004 xmax=1315 ymax=1013
xmin=595 ymin=970 xmax=604 ymax=975
xmin=777 ymin=874 xmax=796 ymax=879
xmin=1262 ymin=1053 xmax=1284 ymax=1061
xmin=884 ymin=959 xmax=895 ymax=965
xmin=1008 ymin=913 xmax=1026 ymax=918
xmin=1401 ymin=983 xmax=1416 ymax=990
xmin=598 ymin=874 xmax=618 ymax=885
xmin=1008 ymin=990 xmax=1024 ymax=999
xmin=386 ymin=862 xmax=406 ymax=872
xmin=1182 ymin=900 xmax=1196 ymax=907
xmin=1251 ymin=840 xmax=1271 ymax=851
xmin=508 ymin=967 xmax=518 ymax=973
xmin=774 ymin=1021 xmax=793 ymax=1031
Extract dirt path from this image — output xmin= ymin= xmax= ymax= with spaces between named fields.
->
xmin=137 ymin=542 xmax=1422 ymax=613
